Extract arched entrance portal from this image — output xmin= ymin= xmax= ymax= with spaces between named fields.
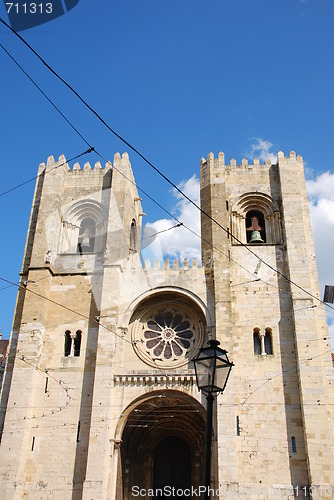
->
xmin=119 ymin=391 xmax=206 ymax=500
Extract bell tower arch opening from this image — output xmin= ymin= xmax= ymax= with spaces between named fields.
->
xmin=118 ymin=391 xmax=206 ymax=500
xmin=231 ymin=192 xmax=282 ymax=245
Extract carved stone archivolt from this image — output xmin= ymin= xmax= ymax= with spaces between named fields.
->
xmin=231 ymin=192 xmax=282 ymax=245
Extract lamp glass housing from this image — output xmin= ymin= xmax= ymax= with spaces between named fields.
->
xmin=193 ymin=340 xmax=233 ymax=396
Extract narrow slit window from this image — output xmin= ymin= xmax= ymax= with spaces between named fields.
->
xmin=76 ymin=421 xmax=81 ymax=442
xmin=130 ymin=219 xmax=137 ymax=252
xmin=64 ymin=331 xmax=72 ymax=357
xmin=253 ymin=328 xmax=261 ymax=355
xmin=74 ymin=331 xmax=82 ymax=357
xmin=292 ymin=436 xmax=296 ymax=454
xmin=264 ymin=328 xmax=273 ymax=355
xmin=236 ymin=416 xmax=240 ymax=436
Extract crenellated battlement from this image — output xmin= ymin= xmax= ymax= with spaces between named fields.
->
xmin=39 ymin=151 xmax=134 ymax=174
xmin=200 ymin=149 xmax=303 ymax=171
xmin=69 ymin=156 xmax=111 ymax=174
xmin=143 ymin=257 xmax=200 ymax=271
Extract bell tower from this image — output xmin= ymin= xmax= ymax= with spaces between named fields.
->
xmin=200 ymin=150 xmax=334 ymax=494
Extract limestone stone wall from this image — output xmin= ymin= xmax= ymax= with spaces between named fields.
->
xmin=0 ymin=149 xmax=333 ymax=499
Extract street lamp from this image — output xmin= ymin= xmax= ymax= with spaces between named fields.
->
xmin=324 ymin=285 xmax=334 ymax=303
xmin=193 ymin=339 xmax=234 ymax=499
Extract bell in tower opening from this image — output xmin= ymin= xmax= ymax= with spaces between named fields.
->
xmin=246 ymin=211 xmax=265 ymax=244
xmin=77 ymin=217 xmax=96 ymax=254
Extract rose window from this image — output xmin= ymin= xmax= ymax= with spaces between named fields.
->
xmin=132 ymin=304 xmax=204 ymax=369
xmin=144 ymin=311 xmax=196 ymax=360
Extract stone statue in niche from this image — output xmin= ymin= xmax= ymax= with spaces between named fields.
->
xmin=77 ymin=227 xmax=93 ymax=254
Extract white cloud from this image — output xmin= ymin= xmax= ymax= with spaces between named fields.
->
xmin=143 ymin=137 xmax=279 ymax=266
xmin=306 ymin=171 xmax=334 ymax=203
xmin=306 ymin=172 xmax=334 ymax=344
xmin=306 ymin=172 xmax=334 ymax=291
xmin=141 ymin=175 xmax=201 ymax=265
xmin=142 ymin=148 xmax=334 ymax=348
xmin=328 ymin=322 xmax=334 ymax=353
xmin=245 ymin=137 xmax=277 ymax=163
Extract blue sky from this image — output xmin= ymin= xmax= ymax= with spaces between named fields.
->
xmin=0 ymin=0 xmax=334 ymax=341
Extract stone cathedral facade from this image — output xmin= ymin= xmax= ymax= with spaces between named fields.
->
xmin=0 ymin=150 xmax=333 ymax=499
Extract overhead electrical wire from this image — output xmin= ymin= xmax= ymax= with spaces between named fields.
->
xmin=0 ymin=43 xmax=92 ymax=149
xmin=238 ymin=344 xmax=334 ymax=406
xmin=2 ymin=339 xmax=333 ymax=429
xmin=1 ymin=266 xmax=331 ymax=383
xmin=0 ymin=44 xmax=182 ymax=225
xmin=1 ymin=18 xmax=332 ymax=314
xmin=97 ymin=149 xmax=334 ymax=311
xmin=0 ymin=148 xmax=94 ymax=198
xmin=0 ymin=22 xmax=333 ymax=450
xmin=0 ymin=223 xmax=186 ymax=394
xmin=0 ymin=37 xmax=333 ymax=397
xmin=1 ymin=302 xmax=329 ymax=365
xmin=0 ymin=38 xmax=332 ymax=401
xmin=0 ymin=219 xmax=184 ymax=292
xmin=1 ymin=229 xmax=332 ymax=419
xmin=0 ymin=26 xmax=333 ymax=423
xmin=0 ymin=42 xmax=286 ymax=306
xmin=0 ymin=275 xmax=133 ymax=345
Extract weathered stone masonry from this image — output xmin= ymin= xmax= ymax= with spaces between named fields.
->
xmin=0 ymin=150 xmax=333 ymax=499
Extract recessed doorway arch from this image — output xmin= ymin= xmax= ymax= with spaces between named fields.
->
xmin=116 ymin=390 xmax=206 ymax=500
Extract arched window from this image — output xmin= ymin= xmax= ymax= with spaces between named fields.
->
xmin=253 ymin=328 xmax=261 ymax=355
xmin=59 ymin=200 xmax=107 ymax=254
xmin=77 ymin=217 xmax=96 ymax=254
xmin=74 ymin=331 xmax=82 ymax=357
xmin=64 ymin=331 xmax=71 ymax=357
xmin=231 ymin=192 xmax=282 ymax=245
xmin=64 ymin=330 xmax=82 ymax=357
xmin=246 ymin=210 xmax=266 ymax=243
xmin=264 ymin=327 xmax=273 ymax=355
xmin=254 ymin=327 xmax=273 ymax=356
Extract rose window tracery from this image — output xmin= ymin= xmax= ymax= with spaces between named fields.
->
xmin=145 ymin=311 xmax=195 ymax=360
xmin=132 ymin=304 xmax=204 ymax=369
